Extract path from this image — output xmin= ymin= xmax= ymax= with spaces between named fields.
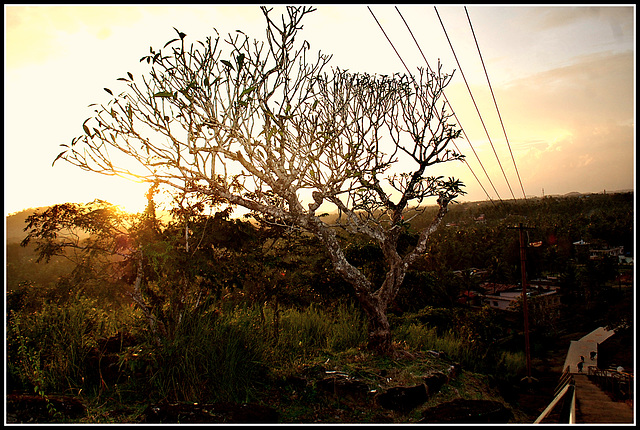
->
xmin=573 ymin=374 xmax=633 ymax=424
xmin=560 ymin=327 xmax=634 ymax=424
xmin=562 ymin=326 xmax=613 ymax=374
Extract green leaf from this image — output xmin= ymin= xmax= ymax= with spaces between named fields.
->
xmin=221 ymin=60 xmax=234 ymax=70
xmin=173 ymin=27 xmax=186 ymax=39
xmin=154 ymin=91 xmax=173 ymax=98
xmin=53 ymin=150 xmax=66 ymax=166
xmin=82 ymin=118 xmax=91 ymax=136
xmin=236 ymin=53 xmax=245 ymax=70
xmin=240 ymin=86 xmax=255 ymax=98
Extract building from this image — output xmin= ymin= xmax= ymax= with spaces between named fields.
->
xmin=479 ymin=282 xmax=561 ymax=325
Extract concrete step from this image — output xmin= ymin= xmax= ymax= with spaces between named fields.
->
xmin=573 ymin=375 xmax=633 ymax=423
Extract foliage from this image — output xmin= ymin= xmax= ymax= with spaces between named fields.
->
xmin=6 ymin=295 xmax=129 ymax=395
xmin=6 ymin=178 xmax=633 ymax=421
xmin=146 ymin=305 xmax=268 ymax=403
xmin=391 ymin=310 xmax=525 ymax=379
xmin=52 ymin=5 xmax=467 ymax=354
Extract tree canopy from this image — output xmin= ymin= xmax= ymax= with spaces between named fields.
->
xmin=54 ymin=6 xmax=465 ymax=353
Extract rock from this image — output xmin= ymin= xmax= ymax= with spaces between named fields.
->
xmin=447 ymin=363 xmax=462 ymax=380
xmin=142 ymin=401 xmax=278 ymax=423
xmin=423 ymin=371 xmax=448 ymax=395
xmin=220 ymin=402 xmax=280 ymax=423
xmin=420 ymin=398 xmax=513 ymax=423
xmin=6 ymin=393 xmax=86 ymax=423
xmin=316 ymin=376 xmax=370 ymax=400
xmin=281 ymin=375 xmax=308 ymax=390
xmin=376 ymin=384 xmax=428 ymax=411
xmin=142 ymin=402 xmax=220 ymax=423
xmin=426 ymin=350 xmax=448 ymax=359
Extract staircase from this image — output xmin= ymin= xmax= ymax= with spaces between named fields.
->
xmin=573 ymin=374 xmax=633 ymax=424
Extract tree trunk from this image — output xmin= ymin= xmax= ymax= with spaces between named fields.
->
xmin=305 ymin=199 xmax=451 ymax=355
xmin=364 ymin=301 xmax=393 ymax=354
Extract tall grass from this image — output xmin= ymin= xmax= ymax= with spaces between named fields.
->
xmin=8 ymin=293 xmax=368 ymax=407
xmin=395 ymin=323 xmax=525 ymax=378
xmin=272 ymin=301 xmax=367 ymax=363
xmin=15 ymin=292 xmax=530 ymax=411
xmin=7 ymin=295 xmax=128 ymax=394
xmin=146 ymin=299 xmax=367 ymax=403
xmin=149 ymin=305 xmax=268 ymax=403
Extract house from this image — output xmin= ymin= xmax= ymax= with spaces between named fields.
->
xmin=479 ymin=282 xmax=561 ymax=325
xmin=597 ymin=327 xmax=634 ymax=373
xmin=573 ymin=240 xmax=629 ymax=263
xmin=589 ymin=245 xmax=624 ymax=261
xmin=483 ymin=289 xmax=522 ymax=311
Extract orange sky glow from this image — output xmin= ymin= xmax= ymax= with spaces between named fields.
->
xmin=4 ymin=5 xmax=636 ymax=216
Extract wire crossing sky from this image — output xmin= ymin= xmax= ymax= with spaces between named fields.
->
xmin=390 ymin=6 xmax=499 ymax=204
xmin=463 ymin=6 xmax=527 ymax=200
xmin=4 ymin=5 xmax=635 ymax=216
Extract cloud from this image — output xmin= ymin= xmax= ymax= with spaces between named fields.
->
xmin=528 ymin=6 xmax=634 ymax=35
xmin=501 ymin=50 xmax=633 ymax=131
xmin=5 ymin=6 xmax=148 ymax=69
xmin=453 ymin=46 xmax=634 ymax=201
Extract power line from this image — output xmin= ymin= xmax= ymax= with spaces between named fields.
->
xmin=369 ymin=6 xmax=500 ymax=204
xmin=367 ymin=6 xmax=414 ymax=78
xmin=394 ymin=6 xmax=501 ymax=204
xmin=434 ymin=6 xmax=517 ymax=200
xmin=464 ymin=6 xmax=527 ymax=200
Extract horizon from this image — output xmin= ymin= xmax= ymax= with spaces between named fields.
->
xmin=5 ymin=187 xmax=635 ymax=220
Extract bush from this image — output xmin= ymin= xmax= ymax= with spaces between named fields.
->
xmin=148 ymin=305 xmax=268 ymax=403
xmin=7 ymin=295 xmax=124 ymax=394
xmin=393 ymin=320 xmax=525 ymax=378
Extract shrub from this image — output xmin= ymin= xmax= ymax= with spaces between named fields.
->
xmin=7 ymin=295 xmax=123 ymax=394
xmin=394 ymin=321 xmax=525 ymax=377
xmin=148 ymin=305 xmax=268 ymax=403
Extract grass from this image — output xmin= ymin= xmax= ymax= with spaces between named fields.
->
xmin=7 ymin=294 xmax=530 ymax=423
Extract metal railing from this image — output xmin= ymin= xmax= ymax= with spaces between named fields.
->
xmin=587 ymin=365 xmax=634 ymax=401
xmin=534 ymin=366 xmax=576 ymax=424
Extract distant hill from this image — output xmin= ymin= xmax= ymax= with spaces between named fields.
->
xmin=5 ymin=205 xmax=172 ymax=245
xmin=5 ymin=190 xmax=634 ymax=245
xmin=5 ymin=207 xmax=46 ymax=244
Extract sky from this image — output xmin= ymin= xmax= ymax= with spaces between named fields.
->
xmin=4 ymin=4 xmax=636 ymax=216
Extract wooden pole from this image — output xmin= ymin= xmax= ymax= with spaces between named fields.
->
xmin=509 ymin=222 xmax=536 ymax=383
xmin=519 ymin=223 xmax=532 ymax=381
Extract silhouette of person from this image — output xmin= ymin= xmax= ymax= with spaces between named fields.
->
xmin=577 ymin=355 xmax=585 ymax=373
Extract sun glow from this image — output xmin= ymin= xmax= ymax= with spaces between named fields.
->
xmin=79 ymin=176 xmax=152 ymax=215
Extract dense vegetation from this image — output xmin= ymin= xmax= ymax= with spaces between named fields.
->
xmin=5 ymin=191 xmax=634 ymax=423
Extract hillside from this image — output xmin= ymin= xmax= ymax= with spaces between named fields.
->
xmin=5 ymin=207 xmax=46 ymax=244
xmin=5 ymin=190 xmax=633 ymax=424
xmin=6 ymin=190 xmax=634 ymax=245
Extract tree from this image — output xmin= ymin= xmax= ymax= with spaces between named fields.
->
xmin=55 ymin=6 xmax=464 ymax=354
xmin=19 ymin=188 xmax=262 ymax=345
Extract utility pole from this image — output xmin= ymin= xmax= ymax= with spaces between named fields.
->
xmin=509 ymin=222 xmax=537 ymax=384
